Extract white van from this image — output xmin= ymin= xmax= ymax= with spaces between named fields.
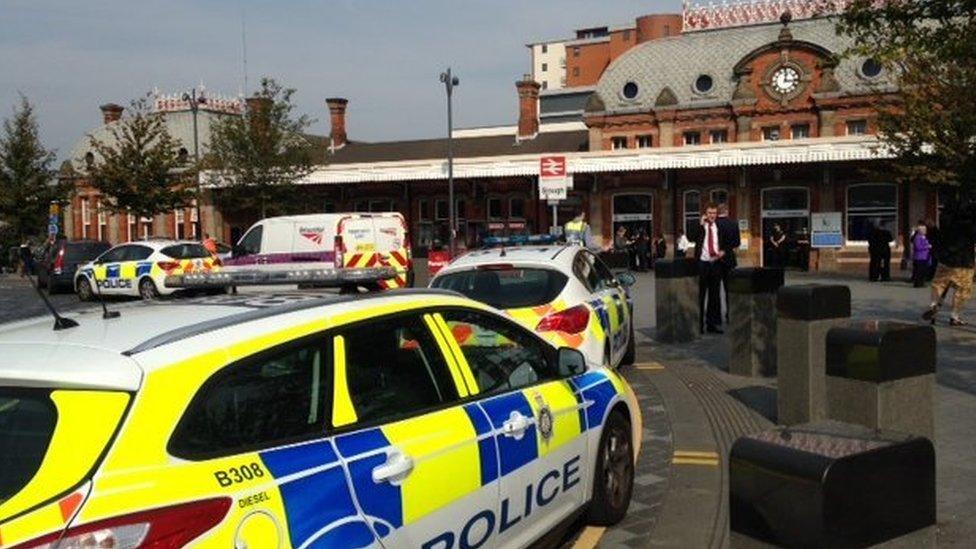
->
xmin=223 ymin=213 xmax=413 ymax=289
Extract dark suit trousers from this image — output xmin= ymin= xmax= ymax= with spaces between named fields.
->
xmin=699 ymin=260 xmax=722 ymax=330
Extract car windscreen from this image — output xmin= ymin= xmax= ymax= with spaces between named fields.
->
xmin=160 ymin=244 xmax=211 ymax=259
xmin=0 ymin=389 xmax=56 ymax=505
xmin=432 ymin=267 xmax=569 ymax=309
xmin=64 ymin=242 xmax=110 ymax=262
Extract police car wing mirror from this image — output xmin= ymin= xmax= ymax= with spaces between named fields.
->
xmin=557 ymin=347 xmax=587 ymax=377
xmin=616 ymin=272 xmax=637 ymax=288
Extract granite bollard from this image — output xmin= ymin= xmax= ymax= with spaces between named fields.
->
xmin=727 ymin=268 xmax=784 ymax=377
xmin=730 ymin=421 xmax=936 ymax=548
xmin=776 ymin=285 xmax=851 ymax=425
xmin=825 ymin=321 xmax=936 ymax=439
xmin=654 ymin=258 xmax=699 ymax=343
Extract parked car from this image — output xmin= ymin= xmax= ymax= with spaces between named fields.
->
xmin=224 ymin=212 xmax=413 ymax=290
xmin=36 ymin=239 xmax=111 ymax=293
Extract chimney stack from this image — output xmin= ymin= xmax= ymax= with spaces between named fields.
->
xmin=99 ymin=103 xmax=124 ymax=125
xmin=326 ymin=98 xmax=349 ymax=149
xmin=516 ymin=75 xmax=541 ymax=141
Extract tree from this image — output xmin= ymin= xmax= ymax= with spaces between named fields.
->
xmin=837 ymin=0 xmax=976 ymax=195
xmin=205 ymin=77 xmax=315 ymax=218
xmin=0 ymin=95 xmax=64 ymax=243
xmin=86 ymin=95 xmax=195 ymax=219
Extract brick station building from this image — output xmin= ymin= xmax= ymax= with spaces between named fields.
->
xmin=62 ymin=2 xmax=947 ymax=273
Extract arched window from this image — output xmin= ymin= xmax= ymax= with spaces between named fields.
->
xmin=683 ymin=190 xmax=701 ymax=237
xmin=847 ymin=184 xmax=897 ymax=243
xmin=709 ymin=189 xmax=729 ymax=206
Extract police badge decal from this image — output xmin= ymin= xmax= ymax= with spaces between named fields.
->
xmin=535 ymin=393 xmax=554 ymax=442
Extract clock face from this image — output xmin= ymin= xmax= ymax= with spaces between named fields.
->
xmin=771 ymin=67 xmax=800 ymax=94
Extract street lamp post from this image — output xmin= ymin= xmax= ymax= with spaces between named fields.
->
xmin=439 ymin=68 xmax=459 ymax=256
xmin=182 ymin=88 xmax=206 ymax=239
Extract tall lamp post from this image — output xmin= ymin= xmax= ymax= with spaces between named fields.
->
xmin=439 ymin=68 xmax=459 ymax=255
xmin=182 ymin=88 xmax=206 ymax=239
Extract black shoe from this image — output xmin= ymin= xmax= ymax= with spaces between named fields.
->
xmin=922 ymin=306 xmax=938 ymax=322
xmin=706 ymin=326 xmax=724 ymax=334
xmin=950 ymin=318 xmax=968 ymax=327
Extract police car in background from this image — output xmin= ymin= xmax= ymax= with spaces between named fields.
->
xmin=74 ymin=239 xmax=220 ymax=300
xmin=430 ymin=236 xmax=637 ymax=369
xmin=0 ymin=290 xmax=640 ymax=548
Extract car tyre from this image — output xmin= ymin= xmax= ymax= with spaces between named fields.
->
xmin=139 ymin=277 xmax=159 ymax=300
xmin=621 ymin=321 xmax=636 ymax=366
xmin=586 ymin=411 xmax=634 ymax=526
xmin=76 ymin=278 xmax=94 ymax=302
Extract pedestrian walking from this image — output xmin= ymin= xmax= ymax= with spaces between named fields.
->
xmin=716 ymin=204 xmax=740 ymax=322
xmin=923 ymin=195 xmax=976 ymax=326
xmin=911 ymin=222 xmax=932 ymax=288
xmin=767 ymin=224 xmax=786 ymax=268
xmin=693 ymin=202 xmax=735 ymax=334
xmin=868 ymin=222 xmax=893 ymax=281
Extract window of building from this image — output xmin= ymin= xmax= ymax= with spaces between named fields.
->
xmin=419 ymin=199 xmax=431 ymax=221
xmin=340 ymin=315 xmax=458 ymax=426
xmin=140 ymin=216 xmax=153 ymax=239
xmin=127 ymin=213 xmax=136 ymax=242
xmin=573 ymin=47 xmax=580 ymax=57
xmin=488 ymin=197 xmax=503 ymax=219
xmin=710 ymin=130 xmax=728 ymax=144
xmin=456 ymin=199 xmax=466 ymax=221
xmin=175 ymin=208 xmax=186 ymax=240
xmin=637 ymin=135 xmax=652 ymax=148
xmin=560 ymin=77 xmax=567 ymax=87
xmin=169 ymin=337 xmax=328 ymax=459
xmin=710 ymin=189 xmax=729 ymax=206
xmin=573 ymin=67 xmax=580 ymax=77
xmin=664 ymin=24 xmax=671 ymax=37
xmin=190 ymin=200 xmax=199 ymax=239
xmin=542 ymin=81 xmax=548 ymax=90
xmin=622 ymin=81 xmax=639 ymax=100
xmin=541 ymin=63 xmax=548 ymax=72
xmin=684 ymin=132 xmax=702 ymax=146
xmin=683 ymin=190 xmax=701 ymax=237
xmin=861 ymin=58 xmax=882 ymax=78
xmin=847 ymin=183 xmax=897 ymax=243
xmin=510 ymin=197 xmax=525 ymax=219
xmin=694 ymin=74 xmax=714 ymax=94
xmin=541 ymin=44 xmax=548 ymax=54
xmin=847 ymin=119 xmax=868 ymax=135
xmin=763 ymin=126 xmax=781 ymax=141
xmin=96 ymin=200 xmax=106 ymax=241
xmin=623 ymin=29 xmax=631 ymax=41
xmin=84 ymin=152 xmax=95 ymax=168
xmin=435 ymin=199 xmax=448 ymax=220
xmin=440 ymin=310 xmax=555 ymax=396
xmin=81 ymin=198 xmax=90 ymax=239
xmin=791 ymin=124 xmax=811 ymax=139
xmin=611 ymin=136 xmax=628 ymax=150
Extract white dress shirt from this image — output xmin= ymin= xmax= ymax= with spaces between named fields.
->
xmin=699 ymin=221 xmax=721 ymax=262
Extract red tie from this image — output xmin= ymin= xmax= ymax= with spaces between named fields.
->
xmin=707 ymin=222 xmax=717 ymax=258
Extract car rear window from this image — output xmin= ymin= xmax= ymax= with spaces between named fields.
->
xmin=160 ymin=244 xmax=211 ymax=259
xmin=0 ymin=390 xmax=56 ymax=505
xmin=432 ymin=267 xmax=568 ymax=309
xmin=64 ymin=242 xmax=110 ymax=262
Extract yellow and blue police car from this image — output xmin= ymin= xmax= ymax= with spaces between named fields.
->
xmin=74 ymin=239 xmax=221 ymax=301
xmin=430 ymin=240 xmax=637 ymax=369
xmin=0 ymin=289 xmax=640 ymax=548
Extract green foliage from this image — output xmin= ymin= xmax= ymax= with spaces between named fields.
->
xmin=837 ymin=0 xmax=976 ymax=193
xmin=205 ymin=77 xmax=315 ymax=218
xmin=85 ymin=94 xmax=195 ymax=219
xmin=0 ymin=95 xmax=64 ymax=243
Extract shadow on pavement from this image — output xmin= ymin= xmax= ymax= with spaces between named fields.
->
xmin=727 ymin=386 xmax=779 ymax=424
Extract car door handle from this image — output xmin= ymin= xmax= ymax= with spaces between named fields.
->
xmin=502 ymin=411 xmax=532 ymax=440
xmin=372 ymin=451 xmax=414 ymax=485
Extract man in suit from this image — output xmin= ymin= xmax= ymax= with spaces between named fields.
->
xmin=693 ymin=202 xmax=733 ymax=334
xmin=868 ymin=222 xmax=893 ymax=281
xmin=716 ymin=203 xmax=741 ymax=322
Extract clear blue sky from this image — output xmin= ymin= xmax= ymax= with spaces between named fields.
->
xmin=0 ymin=0 xmax=681 ymax=158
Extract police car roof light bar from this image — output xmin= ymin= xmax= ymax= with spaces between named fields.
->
xmin=24 ymin=272 xmax=79 ymax=331
xmin=481 ymin=234 xmax=559 ymax=248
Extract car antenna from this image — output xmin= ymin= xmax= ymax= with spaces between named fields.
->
xmin=24 ymin=271 xmax=79 ymax=330
xmin=91 ymin=275 xmax=121 ymax=319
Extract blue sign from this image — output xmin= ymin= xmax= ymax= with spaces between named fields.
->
xmin=48 ymin=223 xmax=59 ymax=235
xmin=812 ymin=233 xmax=843 ymax=247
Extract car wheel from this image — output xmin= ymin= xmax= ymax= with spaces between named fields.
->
xmin=586 ymin=411 xmax=634 ymax=526
xmin=139 ymin=278 xmax=159 ymax=300
xmin=621 ymin=321 xmax=636 ymax=366
xmin=76 ymin=278 xmax=94 ymax=302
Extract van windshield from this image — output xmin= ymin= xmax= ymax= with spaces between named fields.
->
xmin=0 ymin=388 xmax=130 ymax=521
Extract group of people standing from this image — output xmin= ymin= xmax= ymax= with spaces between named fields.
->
xmin=613 ymin=226 xmax=667 ymax=271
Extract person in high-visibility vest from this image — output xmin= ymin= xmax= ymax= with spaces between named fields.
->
xmin=564 ymin=211 xmax=597 ymax=249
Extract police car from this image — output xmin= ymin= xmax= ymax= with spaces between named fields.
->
xmin=0 ymin=290 xmax=640 ymax=548
xmin=74 ymin=239 xmax=220 ymax=300
xmin=430 ymin=238 xmax=637 ymax=369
